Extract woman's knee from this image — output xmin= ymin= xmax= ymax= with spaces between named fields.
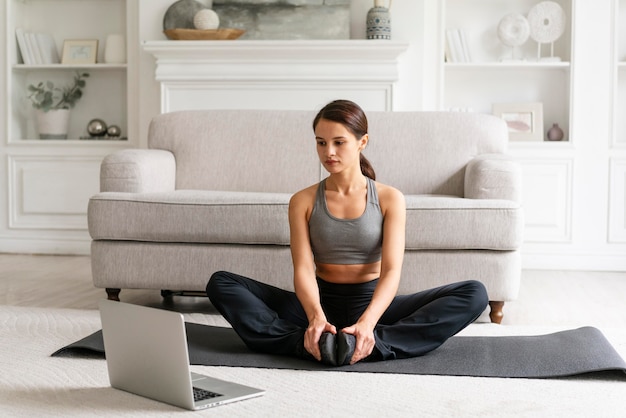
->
xmin=206 ymin=270 xmax=233 ymax=299
xmin=464 ymin=280 xmax=489 ymax=313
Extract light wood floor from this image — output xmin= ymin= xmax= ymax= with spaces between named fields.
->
xmin=1 ymin=253 xmax=625 ymax=328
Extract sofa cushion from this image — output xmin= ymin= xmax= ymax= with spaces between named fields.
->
xmin=89 ymin=191 xmax=521 ymax=251
xmin=88 ymin=190 xmax=291 ymax=245
xmin=405 ymin=195 xmax=523 ymax=250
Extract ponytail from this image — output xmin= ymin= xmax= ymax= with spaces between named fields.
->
xmin=360 ymin=154 xmax=376 ymax=180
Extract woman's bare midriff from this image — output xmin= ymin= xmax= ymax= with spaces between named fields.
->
xmin=315 ymin=261 xmax=381 ymax=284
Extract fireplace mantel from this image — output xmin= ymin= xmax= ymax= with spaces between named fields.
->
xmin=143 ymin=40 xmax=409 ymax=112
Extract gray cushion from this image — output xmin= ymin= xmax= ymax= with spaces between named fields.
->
xmin=405 ymin=196 xmax=523 ymax=250
xmin=88 ymin=191 xmax=291 ymax=245
xmin=89 ymin=191 xmax=521 ymax=251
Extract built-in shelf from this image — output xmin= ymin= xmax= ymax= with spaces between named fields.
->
xmin=445 ymin=62 xmax=570 ymax=70
xmin=13 ymin=64 xmax=127 ymax=70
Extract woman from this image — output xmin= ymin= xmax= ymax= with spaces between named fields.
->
xmin=207 ymin=99 xmax=488 ymax=366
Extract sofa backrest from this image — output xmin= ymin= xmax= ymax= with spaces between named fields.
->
xmin=365 ymin=111 xmax=508 ymax=195
xmin=148 ymin=110 xmax=319 ymax=193
xmin=148 ymin=110 xmax=508 ymax=195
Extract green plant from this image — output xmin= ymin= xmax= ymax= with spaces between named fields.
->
xmin=27 ymin=71 xmax=89 ymax=112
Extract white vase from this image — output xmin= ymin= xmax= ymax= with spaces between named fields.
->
xmin=36 ymin=109 xmax=70 ymax=140
xmin=104 ymin=34 xmax=126 ymax=64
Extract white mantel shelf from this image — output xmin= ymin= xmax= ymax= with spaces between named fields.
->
xmin=142 ymin=40 xmax=409 ymax=82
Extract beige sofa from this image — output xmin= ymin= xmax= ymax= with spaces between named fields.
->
xmin=88 ymin=110 xmax=523 ymax=323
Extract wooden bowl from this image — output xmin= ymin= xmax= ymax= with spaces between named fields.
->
xmin=163 ymin=28 xmax=245 ymax=40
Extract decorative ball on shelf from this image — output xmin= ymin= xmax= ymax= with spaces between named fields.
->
xmin=193 ymin=9 xmax=219 ymax=30
xmin=107 ymin=125 xmax=121 ymax=137
xmin=87 ymin=119 xmax=107 ymax=137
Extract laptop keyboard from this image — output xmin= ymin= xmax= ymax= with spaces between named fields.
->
xmin=193 ymin=387 xmax=223 ymax=402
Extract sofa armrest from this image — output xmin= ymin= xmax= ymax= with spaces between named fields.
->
xmin=464 ymin=154 xmax=522 ymax=202
xmin=100 ymin=149 xmax=176 ymax=193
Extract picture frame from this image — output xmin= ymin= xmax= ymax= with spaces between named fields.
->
xmin=492 ymin=102 xmax=544 ymax=142
xmin=61 ymin=39 xmax=98 ymax=65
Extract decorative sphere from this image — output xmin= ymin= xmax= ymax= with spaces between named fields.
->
xmin=193 ymin=9 xmax=219 ymax=30
xmin=107 ymin=125 xmax=121 ymax=137
xmin=87 ymin=119 xmax=107 ymax=137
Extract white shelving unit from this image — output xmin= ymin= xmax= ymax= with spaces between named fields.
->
xmin=435 ymin=0 xmax=626 ymax=270
xmin=0 ymin=0 xmax=138 ymax=254
xmin=7 ymin=0 xmax=132 ymax=143
xmin=441 ymin=0 xmax=573 ymax=143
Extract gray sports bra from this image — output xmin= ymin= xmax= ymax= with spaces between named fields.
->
xmin=308 ymin=177 xmax=383 ymax=265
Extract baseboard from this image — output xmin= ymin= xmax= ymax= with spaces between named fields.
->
xmin=0 ymin=236 xmax=90 ymax=255
xmin=522 ymin=251 xmax=626 ymax=271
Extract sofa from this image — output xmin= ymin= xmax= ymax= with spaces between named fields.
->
xmin=88 ymin=109 xmax=523 ymax=323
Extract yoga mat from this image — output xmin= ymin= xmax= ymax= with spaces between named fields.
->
xmin=52 ymin=324 xmax=626 ymax=379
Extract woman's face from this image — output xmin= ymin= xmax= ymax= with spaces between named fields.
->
xmin=314 ymin=118 xmax=367 ymax=175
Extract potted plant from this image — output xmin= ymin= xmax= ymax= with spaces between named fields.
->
xmin=27 ymin=71 xmax=89 ymax=139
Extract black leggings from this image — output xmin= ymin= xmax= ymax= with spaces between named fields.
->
xmin=206 ymin=271 xmax=488 ymax=361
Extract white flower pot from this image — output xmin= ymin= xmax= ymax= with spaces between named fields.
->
xmin=36 ymin=109 xmax=70 ymax=139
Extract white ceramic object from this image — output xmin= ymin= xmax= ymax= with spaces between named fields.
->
xmin=527 ymin=1 xmax=566 ymax=44
xmin=497 ymin=13 xmax=530 ymax=47
xmin=193 ymin=9 xmax=219 ymax=30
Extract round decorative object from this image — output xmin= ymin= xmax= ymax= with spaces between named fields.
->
xmin=547 ymin=123 xmax=564 ymax=141
xmin=163 ymin=0 xmax=205 ymax=30
xmin=497 ymin=13 xmax=530 ymax=47
xmin=527 ymin=1 xmax=566 ymax=44
xmin=193 ymin=9 xmax=219 ymax=30
xmin=87 ymin=119 xmax=107 ymax=137
xmin=107 ymin=125 xmax=121 ymax=137
xmin=366 ymin=6 xmax=391 ymax=40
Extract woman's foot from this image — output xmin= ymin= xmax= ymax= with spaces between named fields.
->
xmin=319 ymin=332 xmax=337 ymax=365
xmin=318 ymin=332 xmax=356 ymax=366
xmin=336 ymin=332 xmax=356 ymax=365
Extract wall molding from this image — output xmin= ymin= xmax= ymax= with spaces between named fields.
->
xmin=143 ymin=40 xmax=409 ymax=112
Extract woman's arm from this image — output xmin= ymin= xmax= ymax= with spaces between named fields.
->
xmin=343 ymin=184 xmax=406 ymax=364
xmin=289 ymin=189 xmax=336 ymax=361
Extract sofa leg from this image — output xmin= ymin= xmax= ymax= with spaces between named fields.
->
xmin=106 ymin=288 xmax=121 ymax=301
xmin=488 ymin=301 xmax=504 ymax=324
xmin=161 ymin=290 xmax=207 ymax=298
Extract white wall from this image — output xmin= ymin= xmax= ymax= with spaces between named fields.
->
xmin=136 ymin=0 xmax=429 ymax=145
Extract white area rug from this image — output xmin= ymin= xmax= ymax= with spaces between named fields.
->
xmin=1 ymin=305 xmax=625 ymax=417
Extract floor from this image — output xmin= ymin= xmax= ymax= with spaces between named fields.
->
xmin=1 ymin=253 xmax=626 ymax=328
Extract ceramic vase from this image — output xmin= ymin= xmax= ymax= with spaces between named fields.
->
xmin=104 ymin=34 xmax=126 ymax=64
xmin=36 ymin=109 xmax=70 ymax=140
xmin=366 ymin=0 xmax=391 ymax=40
xmin=547 ymin=123 xmax=564 ymax=141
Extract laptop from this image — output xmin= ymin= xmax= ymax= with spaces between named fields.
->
xmin=99 ymin=299 xmax=265 ymax=410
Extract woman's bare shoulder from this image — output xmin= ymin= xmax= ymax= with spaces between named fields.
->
xmin=374 ymin=182 xmax=405 ymax=211
xmin=289 ymin=183 xmax=319 ymax=208
xmin=375 ymin=182 xmax=404 ymax=200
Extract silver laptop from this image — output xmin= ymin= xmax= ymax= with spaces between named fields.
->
xmin=99 ymin=299 xmax=264 ymax=410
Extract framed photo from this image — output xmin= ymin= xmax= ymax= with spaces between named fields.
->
xmin=492 ymin=102 xmax=544 ymax=141
xmin=61 ymin=39 xmax=98 ymax=64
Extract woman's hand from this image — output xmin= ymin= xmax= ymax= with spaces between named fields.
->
xmin=342 ymin=321 xmax=376 ymax=364
xmin=304 ymin=318 xmax=336 ymax=361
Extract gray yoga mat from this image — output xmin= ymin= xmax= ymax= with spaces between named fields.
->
xmin=52 ymin=324 xmax=626 ymax=379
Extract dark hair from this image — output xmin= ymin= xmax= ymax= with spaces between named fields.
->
xmin=312 ymin=99 xmax=376 ymax=180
